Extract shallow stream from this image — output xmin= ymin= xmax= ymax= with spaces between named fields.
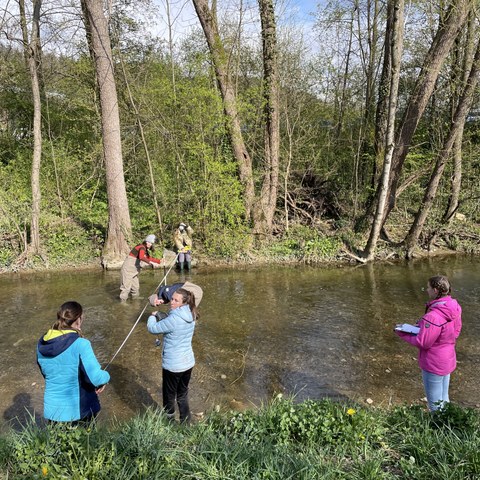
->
xmin=1 ymin=255 xmax=479 ymax=430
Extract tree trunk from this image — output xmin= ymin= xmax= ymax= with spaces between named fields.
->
xmin=443 ymin=128 xmax=463 ymax=222
xmin=356 ymin=0 xmax=380 ymax=190
xmin=404 ymin=37 xmax=480 ymax=256
xmin=81 ymin=0 xmax=132 ymax=263
xmin=380 ymin=0 xmax=471 ymax=227
xmin=335 ymin=6 xmax=354 ymax=140
xmin=192 ymin=0 xmax=255 ymax=222
xmin=373 ymin=0 xmax=394 ymax=183
xmin=254 ymin=0 xmax=280 ymax=236
xmin=357 ymin=0 xmax=393 ymax=231
xmin=444 ymin=14 xmax=475 ymax=224
xmin=364 ymin=0 xmax=404 ymax=260
xmin=19 ymin=0 xmax=42 ymax=255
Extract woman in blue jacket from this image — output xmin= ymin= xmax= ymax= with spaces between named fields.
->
xmin=147 ymin=288 xmax=198 ymax=423
xmin=37 ymin=301 xmax=110 ymax=423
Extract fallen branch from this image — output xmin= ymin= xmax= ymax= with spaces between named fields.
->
xmin=230 ymin=346 xmax=250 ymax=386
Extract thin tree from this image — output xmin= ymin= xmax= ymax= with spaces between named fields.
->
xmin=403 ymin=37 xmax=480 ymax=257
xmin=335 ymin=5 xmax=354 ymax=140
xmin=355 ymin=0 xmax=393 ymax=231
xmin=364 ymin=0 xmax=404 ymax=261
xmin=255 ymin=0 xmax=279 ymax=236
xmin=443 ymin=14 xmax=476 ymax=224
xmin=191 ymin=0 xmax=255 ymax=222
xmin=19 ymin=0 xmax=42 ymax=256
xmin=355 ymin=0 xmax=382 ymax=195
xmin=379 ymin=0 xmax=471 ymax=229
xmin=81 ymin=0 xmax=132 ymax=263
xmin=373 ymin=0 xmax=394 ymax=186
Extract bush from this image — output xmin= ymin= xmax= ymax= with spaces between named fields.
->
xmin=213 ymin=396 xmax=386 ymax=449
xmin=263 ymin=225 xmax=342 ymax=262
xmin=41 ymin=217 xmax=101 ymax=266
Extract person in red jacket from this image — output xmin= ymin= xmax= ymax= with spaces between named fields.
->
xmin=119 ymin=234 xmax=163 ymax=301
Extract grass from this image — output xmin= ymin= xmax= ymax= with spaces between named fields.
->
xmin=1 ymin=396 xmax=479 ymax=479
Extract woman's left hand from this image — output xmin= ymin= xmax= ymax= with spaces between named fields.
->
xmin=96 ymin=385 xmax=106 ymax=394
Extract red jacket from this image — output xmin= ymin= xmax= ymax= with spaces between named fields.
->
xmin=129 ymin=243 xmax=161 ymax=264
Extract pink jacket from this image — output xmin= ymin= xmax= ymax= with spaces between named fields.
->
xmin=396 ymin=296 xmax=462 ymax=375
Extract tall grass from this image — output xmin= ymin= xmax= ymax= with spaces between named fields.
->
xmin=1 ymin=397 xmax=479 ymax=479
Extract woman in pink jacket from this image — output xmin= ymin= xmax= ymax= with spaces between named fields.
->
xmin=395 ymin=275 xmax=462 ymax=411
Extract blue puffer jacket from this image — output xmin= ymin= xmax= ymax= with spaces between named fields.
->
xmin=147 ymin=304 xmax=195 ymax=372
xmin=37 ymin=330 xmax=110 ymax=422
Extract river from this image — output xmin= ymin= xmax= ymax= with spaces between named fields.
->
xmin=1 ymin=255 xmax=479 ymax=431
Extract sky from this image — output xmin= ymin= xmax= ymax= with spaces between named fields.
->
xmin=0 ymin=0 xmax=322 ymax=56
xmin=148 ymin=0 xmax=321 ymax=46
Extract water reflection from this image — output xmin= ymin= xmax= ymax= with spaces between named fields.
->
xmin=1 ymin=255 xmax=479 ymax=431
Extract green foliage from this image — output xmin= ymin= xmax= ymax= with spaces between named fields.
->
xmin=7 ymin=421 xmax=118 ymax=479
xmin=2 ymin=12 xmax=480 ymax=271
xmin=0 ymin=248 xmax=14 ymax=267
xmin=263 ymin=225 xmax=342 ymax=261
xmin=2 ymin=401 xmax=480 ymax=479
xmin=41 ymin=216 xmax=101 ymax=266
xmin=193 ymin=155 xmax=250 ymax=257
xmin=216 ymin=396 xmax=385 ymax=449
xmin=431 ymin=402 xmax=480 ymax=431
xmin=266 ymin=238 xmax=302 ymax=258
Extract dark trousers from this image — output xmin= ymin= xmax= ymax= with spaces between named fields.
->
xmin=162 ymin=367 xmax=193 ymax=423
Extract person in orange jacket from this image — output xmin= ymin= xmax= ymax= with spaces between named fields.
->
xmin=119 ymin=234 xmax=163 ymax=301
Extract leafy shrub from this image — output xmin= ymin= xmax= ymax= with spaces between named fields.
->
xmin=41 ymin=217 xmax=100 ymax=265
xmin=215 ymin=396 xmax=385 ymax=449
xmin=0 ymin=247 xmax=14 ymax=268
xmin=265 ymin=239 xmax=302 ymax=259
xmin=264 ymin=225 xmax=342 ymax=261
xmin=7 ymin=422 xmax=120 ymax=479
xmin=431 ymin=402 xmax=480 ymax=431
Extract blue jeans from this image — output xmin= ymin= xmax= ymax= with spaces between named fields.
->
xmin=422 ymin=370 xmax=450 ymax=412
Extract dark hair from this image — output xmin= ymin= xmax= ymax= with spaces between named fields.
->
xmin=52 ymin=301 xmax=83 ymax=335
xmin=428 ymin=275 xmax=451 ymax=298
xmin=143 ymin=241 xmax=155 ymax=253
xmin=174 ymin=288 xmax=199 ymax=320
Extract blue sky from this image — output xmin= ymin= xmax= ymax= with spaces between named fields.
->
xmin=150 ymin=0 xmax=321 ymax=44
xmin=287 ymin=0 xmax=319 ymax=22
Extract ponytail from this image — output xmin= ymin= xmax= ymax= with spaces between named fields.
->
xmin=52 ymin=301 xmax=84 ymax=336
xmin=175 ymin=288 xmax=199 ymax=320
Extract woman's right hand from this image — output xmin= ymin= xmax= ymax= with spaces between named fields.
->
xmin=96 ymin=385 xmax=106 ymax=394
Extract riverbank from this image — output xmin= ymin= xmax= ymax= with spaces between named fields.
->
xmin=1 ymin=215 xmax=479 ymax=275
xmin=2 ymin=397 xmax=479 ymax=479
xmin=0 ymin=240 xmax=473 ymax=276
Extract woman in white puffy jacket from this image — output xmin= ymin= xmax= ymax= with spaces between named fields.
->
xmin=147 ymin=288 xmax=198 ymax=423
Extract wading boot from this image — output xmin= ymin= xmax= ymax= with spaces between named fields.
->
xmin=186 ymin=261 xmax=192 ymax=271
xmin=179 ymin=261 xmax=184 ymax=272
